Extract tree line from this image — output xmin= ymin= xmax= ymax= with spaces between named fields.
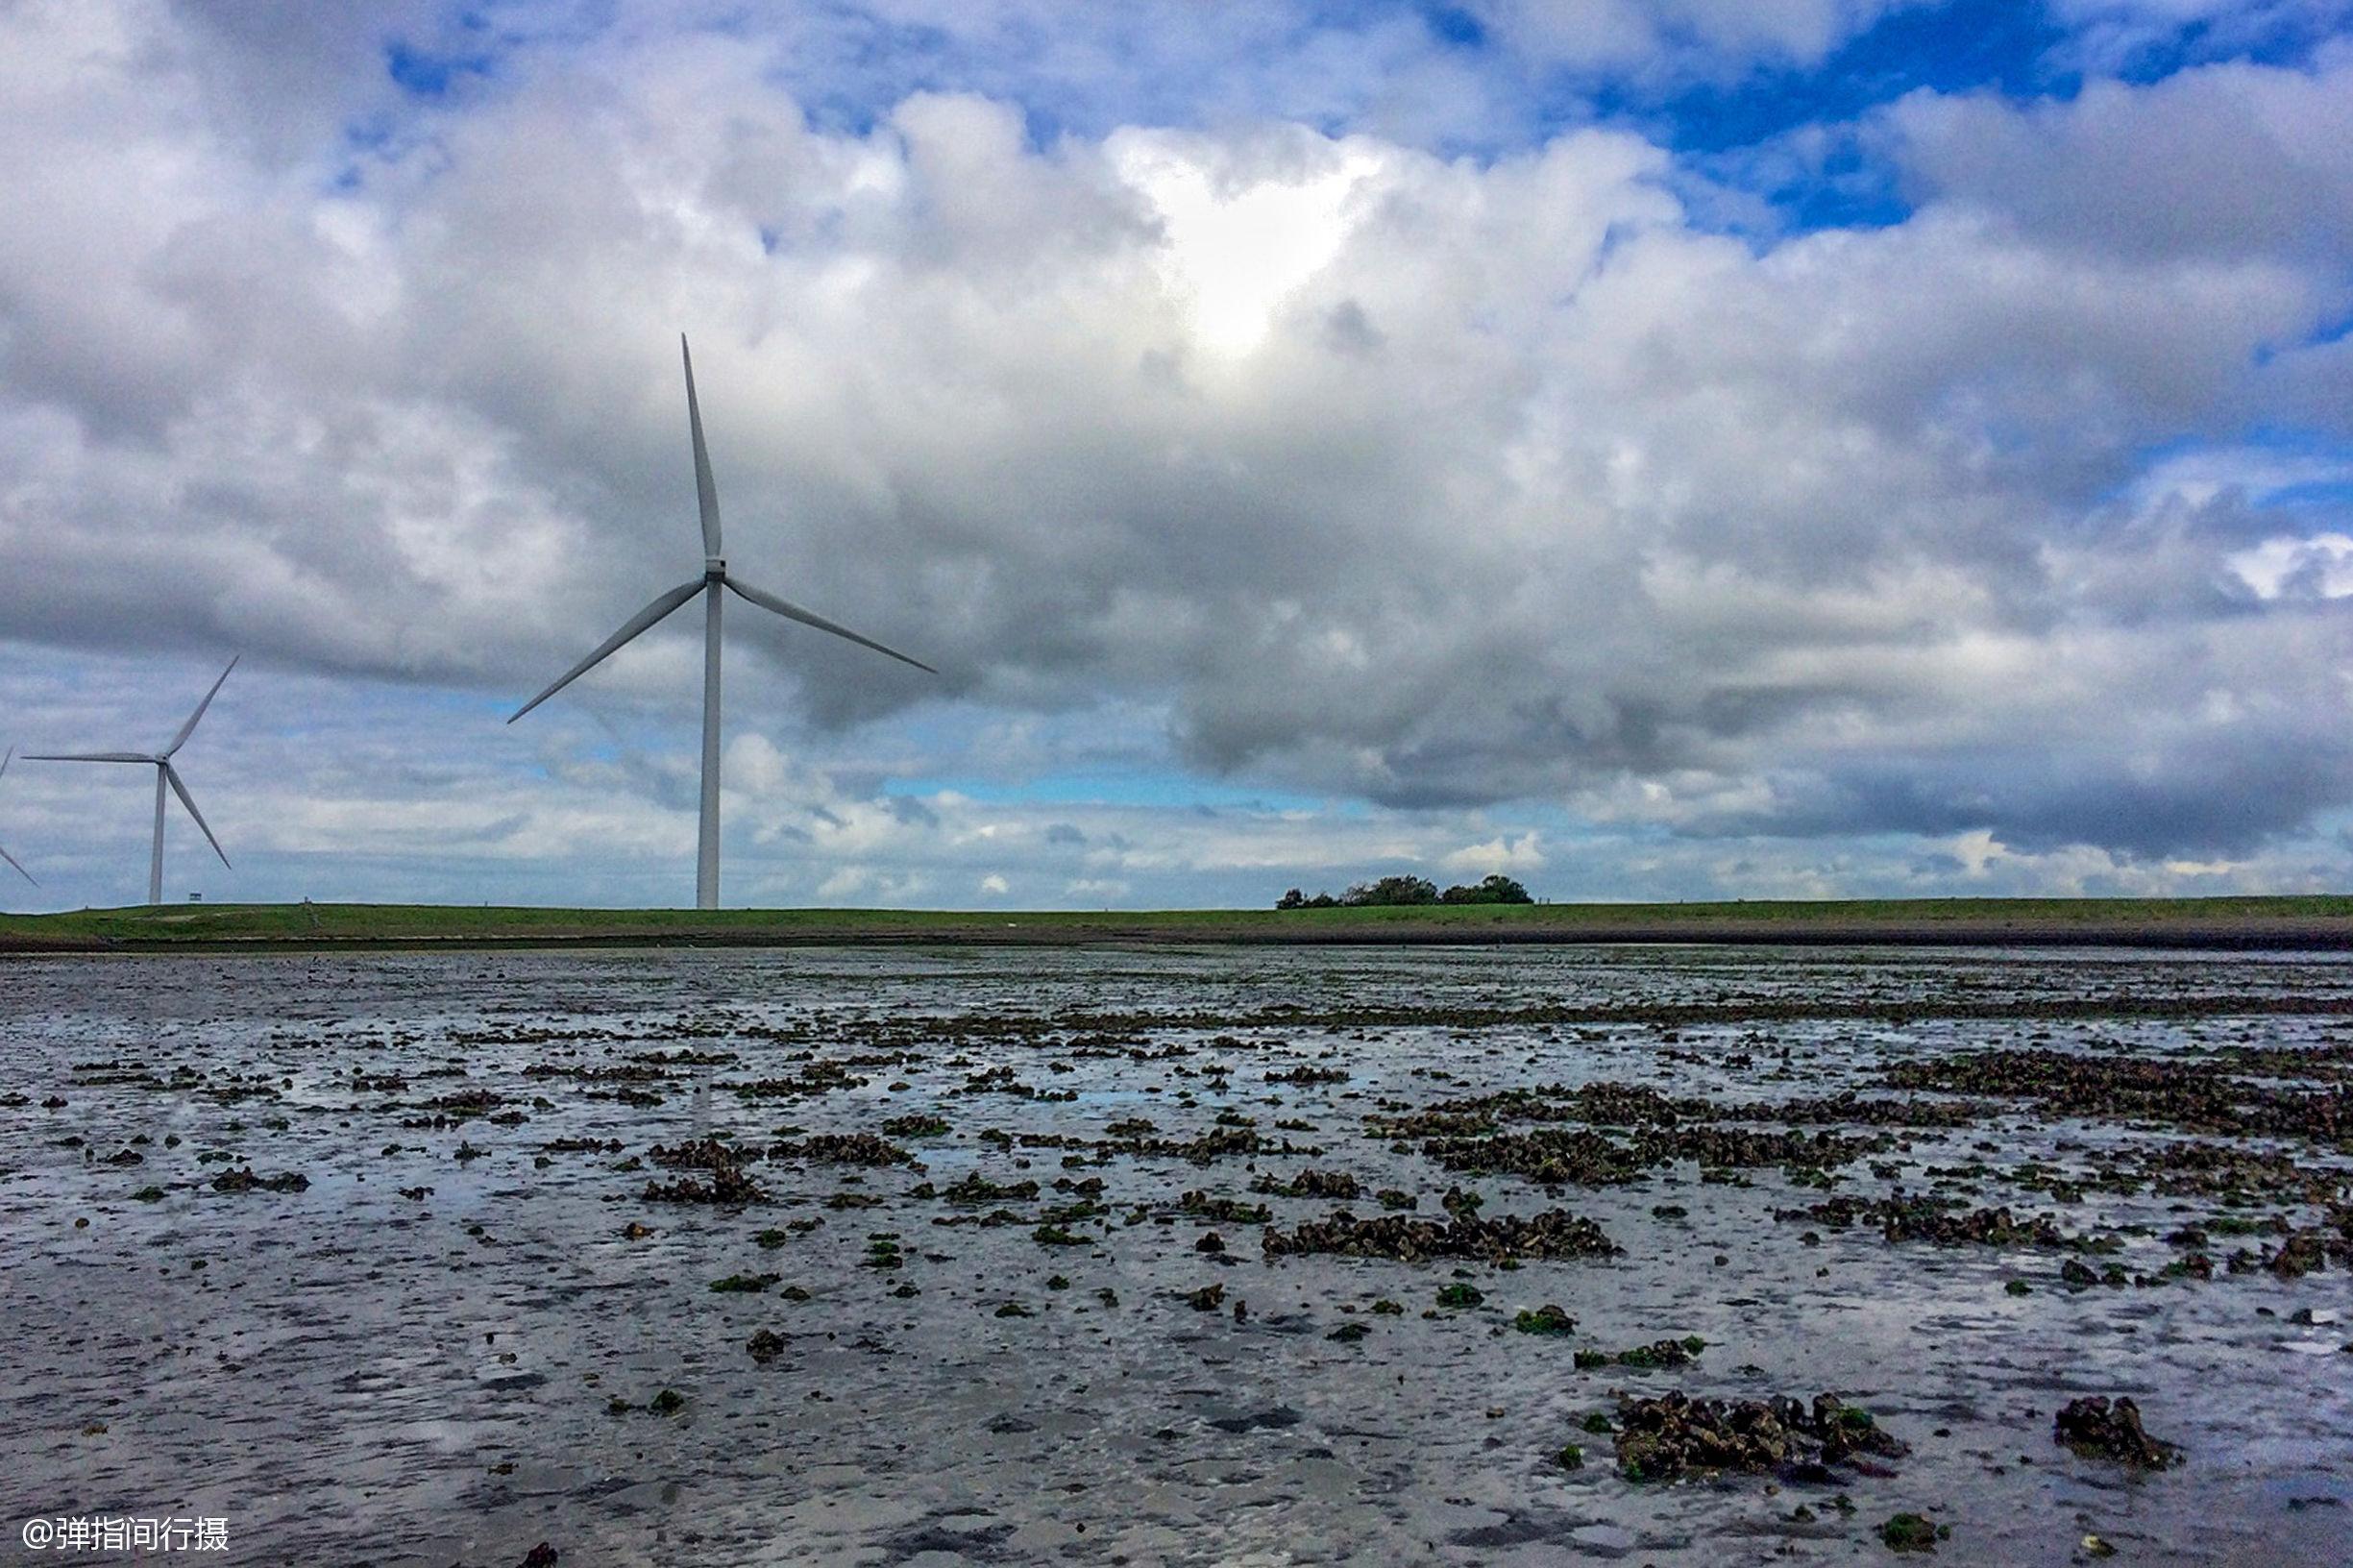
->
xmin=1275 ymin=873 xmax=1533 ymax=909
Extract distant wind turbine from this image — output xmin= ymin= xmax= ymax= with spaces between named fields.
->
xmin=0 ymin=748 xmax=37 ymax=886
xmin=26 ymin=657 xmax=237 ymax=904
xmin=510 ymin=336 xmax=934 ymax=910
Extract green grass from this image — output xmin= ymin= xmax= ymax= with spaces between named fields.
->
xmin=1 ymin=894 xmax=2348 ymax=952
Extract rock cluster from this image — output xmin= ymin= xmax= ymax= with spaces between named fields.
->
xmin=1252 ymin=1167 xmax=1361 ymax=1199
xmin=1261 ymin=1207 xmax=1618 ymax=1263
xmin=1609 ymin=1391 xmax=1908 ymax=1482
xmin=1884 ymin=1047 xmax=2351 ymax=1141
xmin=648 ymin=1137 xmax=745 ymax=1170
xmin=767 ymin=1134 xmax=915 ymax=1166
xmin=1777 ymin=1195 xmax=2075 ymax=1248
xmin=2053 ymin=1397 xmax=2180 ymax=1468
xmin=642 ymin=1163 xmax=767 ymax=1204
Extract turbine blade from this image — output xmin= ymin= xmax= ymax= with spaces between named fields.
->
xmin=724 ymin=576 xmax=937 ymax=674
xmin=162 ymin=763 xmax=230 ymax=870
xmin=20 ymin=752 xmax=158 ymax=764
xmin=508 ymin=577 xmax=706 ymax=723
xmin=0 ymin=748 xmax=35 ymax=883
xmin=163 ymin=655 xmax=239 ymax=758
xmin=683 ymin=335 xmax=722 ymax=559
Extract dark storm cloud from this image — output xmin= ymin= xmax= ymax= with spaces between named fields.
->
xmin=1696 ymin=730 xmax=2353 ymax=860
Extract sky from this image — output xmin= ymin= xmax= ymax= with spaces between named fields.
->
xmin=1 ymin=0 xmax=2350 ymax=912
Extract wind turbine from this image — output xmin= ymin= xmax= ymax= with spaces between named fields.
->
xmin=26 ymin=657 xmax=237 ymax=904
xmin=510 ymin=336 xmax=934 ymax=910
xmin=0 ymin=748 xmax=37 ymax=886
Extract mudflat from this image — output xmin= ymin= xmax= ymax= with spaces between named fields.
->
xmin=2 ymin=943 xmax=2347 ymax=1564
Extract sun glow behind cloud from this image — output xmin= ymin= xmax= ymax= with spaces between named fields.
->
xmin=1111 ymin=133 xmax=1385 ymax=356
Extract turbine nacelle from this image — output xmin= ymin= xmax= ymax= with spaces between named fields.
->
xmin=509 ymin=336 xmax=935 ymax=908
xmin=23 ymin=657 xmax=238 ymax=903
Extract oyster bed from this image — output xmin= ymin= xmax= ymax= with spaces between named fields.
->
xmin=2 ymin=943 xmax=2349 ymax=1564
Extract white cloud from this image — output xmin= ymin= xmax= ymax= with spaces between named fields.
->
xmin=2229 ymin=532 xmax=2353 ymax=600
xmin=1441 ymin=832 xmax=1547 ymax=876
xmin=1471 ymin=0 xmax=1919 ymax=76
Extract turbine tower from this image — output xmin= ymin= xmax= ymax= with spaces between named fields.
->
xmin=0 ymin=748 xmax=37 ymax=886
xmin=510 ymin=336 xmax=934 ymax=910
xmin=26 ymin=657 xmax=237 ymax=904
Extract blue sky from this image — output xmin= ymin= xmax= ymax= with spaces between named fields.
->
xmin=1 ymin=0 xmax=2350 ymax=910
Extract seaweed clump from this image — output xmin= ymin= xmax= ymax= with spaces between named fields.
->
xmin=1880 ymin=1513 xmax=1946 ymax=1553
xmin=1512 ymin=1304 xmax=1577 ymax=1335
xmin=939 ymin=1173 xmax=1041 ymax=1205
xmin=208 ymin=1168 xmax=309 ymax=1193
xmin=1580 ymin=1335 xmax=1707 ymax=1371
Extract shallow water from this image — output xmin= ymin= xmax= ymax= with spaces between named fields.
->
xmin=2 ymin=944 xmax=2349 ymax=1566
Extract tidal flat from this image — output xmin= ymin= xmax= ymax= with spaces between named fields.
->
xmin=2 ymin=944 xmax=2348 ymax=1565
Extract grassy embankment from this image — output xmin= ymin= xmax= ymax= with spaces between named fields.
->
xmin=2 ymin=895 xmax=2350 ymax=952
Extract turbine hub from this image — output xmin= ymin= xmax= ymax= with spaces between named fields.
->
xmin=704 ymin=557 xmax=726 ymax=582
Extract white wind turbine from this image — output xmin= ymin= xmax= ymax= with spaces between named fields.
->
xmin=0 ymin=748 xmax=37 ymax=886
xmin=26 ymin=658 xmax=237 ymax=905
xmin=510 ymin=337 xmax=934 ymax=910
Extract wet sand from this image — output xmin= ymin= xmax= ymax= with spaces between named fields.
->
xmin=2 ymin=944 xmax=2348 ymax=1565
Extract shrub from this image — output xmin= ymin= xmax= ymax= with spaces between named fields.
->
xmin=1346 ymin=875 xmax=1439 ymax=906
xmin=1280 ymin=873 xmax=1533 ymax=909
xmin=1440 ymin=874 xmax=1532 ymax=904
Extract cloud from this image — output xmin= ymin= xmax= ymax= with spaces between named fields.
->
xmin=0 ymin=1 xmax=2350 ymax=911
xmin=4 ymin=634 xmax=2346 ymax=910
xmin=1441 ymin=832 xmax=1547 ymax=876
xmin=2045 ymin=0 xmax=2353 ymax=75
xmin=1469 ymin=0 xmax=1921 ymax=77
xmin=1884 ymin=52 xmax=2353 ymax=264
xmin=2230 ymin=532 xmax=2353 ymax=600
